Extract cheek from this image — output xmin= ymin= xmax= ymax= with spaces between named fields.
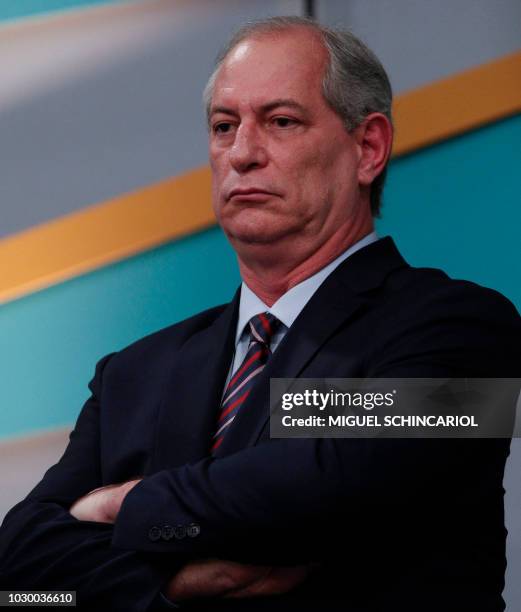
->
xmin=209 ymin=144 xmax=226 ymax=174
xmin=276 ymin=148 xmax=326 ymax=191
xmin=210 ymin=151 xmax=228 ymax=193
xmin=210 ymin=169 xmax=225 ymax=220
xmin=295 ymin=136 xmax=341 ymax=175
xmin=284 ymin=150 xmax=336 ymax=201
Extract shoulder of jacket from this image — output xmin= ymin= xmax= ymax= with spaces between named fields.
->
xmin=386 ymin=264 xmax=519 ymax=318
xmin=101 ymin=303 xmax=229 ymax=368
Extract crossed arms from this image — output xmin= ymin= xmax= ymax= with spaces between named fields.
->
xmin=0 ymin=352 xmax=452 ymax=609
xmin=69 ymin=479 xmax=312 ymax=602
xmin=0 ymin=360 xmax=492 ymax=610
xmin=1 ymin=287 xmax=518 ymax=610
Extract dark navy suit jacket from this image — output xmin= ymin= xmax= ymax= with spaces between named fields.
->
xmin=1 ymin=237 xmax=520 ymax=611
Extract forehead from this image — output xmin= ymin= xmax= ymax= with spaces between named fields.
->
xmin=211 ymin=29 xmax=328 ymax=110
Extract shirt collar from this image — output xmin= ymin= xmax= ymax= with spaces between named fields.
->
xmin=235 ymin=231 xmax=378 ymax=344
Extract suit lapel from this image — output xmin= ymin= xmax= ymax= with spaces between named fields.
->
xmin=215 ymin=237 xmax=408 ymax=456
xmin=151 ymin=237 xmax=408 ymax=463
xmin=151 ymin=292 xmax=239 ymax=469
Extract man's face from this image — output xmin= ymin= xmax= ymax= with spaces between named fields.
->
xmin=209 ymin=28 xmax=365 ymax=254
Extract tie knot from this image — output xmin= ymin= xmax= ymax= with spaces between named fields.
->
xmin=248 ymin=312 xmax=280 ymax=346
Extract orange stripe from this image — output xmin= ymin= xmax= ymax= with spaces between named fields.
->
xmin=393 ymin=50 xmax=521 ymax=155
xmin=0 ymin=166 xmax=214 ymax=304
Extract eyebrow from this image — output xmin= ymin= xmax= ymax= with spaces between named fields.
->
xmin=209 ymin=98 xmax=307 ymax=118
xmin=260 ymin=99 xmax=307 ymax=114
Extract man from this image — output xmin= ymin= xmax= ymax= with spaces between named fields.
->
xmin=1 ymin=16 xmax=520 ymax=612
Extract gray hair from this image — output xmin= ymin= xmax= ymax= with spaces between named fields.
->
xmin=203 ymin=16 xmax=393 ymax=217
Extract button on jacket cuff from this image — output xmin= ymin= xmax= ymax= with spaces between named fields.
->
xmin=112 ymin=471 xmax=205 ymax=555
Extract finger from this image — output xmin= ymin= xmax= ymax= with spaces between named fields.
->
xmin=166 ymin=559 xmax=272 ymax=601
xmin=225 ymin=565 xmax=313 ymax=598
xmin=70 ymin=489 xmax=114 ymax=523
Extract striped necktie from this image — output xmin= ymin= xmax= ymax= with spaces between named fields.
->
xmin=211 ymin=312 xmax=280 ymax=453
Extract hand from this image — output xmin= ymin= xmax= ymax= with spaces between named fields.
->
xmin=225 ymin=564 xmax=313 ymax=598
xmin=69 ymin=479 xmax=141 ymax=523
xmin=165 ymin=558 xmax=314 ymax=602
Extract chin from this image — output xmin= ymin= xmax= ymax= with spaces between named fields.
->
xmin=228 ymin=226 xmax=280 ymax=245
xmin=223 ymin=212 xmax=296 ymax=246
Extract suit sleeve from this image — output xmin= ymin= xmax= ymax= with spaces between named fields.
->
xmin=0 ymin=355 xmax=174 ymax=611
xmin=113 ymin=291 xmax=520 ymax=564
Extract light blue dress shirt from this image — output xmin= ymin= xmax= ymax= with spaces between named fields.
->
xmin=230 ymin=231 xmax=379 ymax=376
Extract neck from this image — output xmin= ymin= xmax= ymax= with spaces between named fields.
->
xmin=237 ymin=214 xmax=374 ymax=306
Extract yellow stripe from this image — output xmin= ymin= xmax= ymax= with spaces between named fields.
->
xmin=0 ymin=166 xmax=214 ymax=304
xmin=1 ymin=51 xmax=520 ymax=304
xmin=393 ymin=50 xmax=521 ymax=155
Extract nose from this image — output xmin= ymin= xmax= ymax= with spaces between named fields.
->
xmin=229 ymin=122 xmax=268 ymax=173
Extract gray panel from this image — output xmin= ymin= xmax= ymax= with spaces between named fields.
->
xmin=0 ymin=0 xmax=301 ymax=238
xmin=0 ymin=429 xmax=71 ymax=521
xmin=317 ymin=0 xmax=521 ymax=93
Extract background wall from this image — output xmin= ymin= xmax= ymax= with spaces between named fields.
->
xmin=0 ymin=0 xmax=519 ymax=607
xmin=318 ymin=0 xmax=521 ymax=91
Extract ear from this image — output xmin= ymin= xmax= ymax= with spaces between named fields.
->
xmin=353 ymin=113 xmax=393 ymax=187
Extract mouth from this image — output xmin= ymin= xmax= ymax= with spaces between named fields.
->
xmin=227 ymin=188 xmax=278 ymax=202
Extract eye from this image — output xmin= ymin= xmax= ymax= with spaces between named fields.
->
xmin=272 ymin=116 xmax=298 ymax=128
xmin=213 ymin=122 xmax=234 ymax=135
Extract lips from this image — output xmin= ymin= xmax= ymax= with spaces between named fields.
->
xmin=228 ymin=188 xmax=277 ymax=200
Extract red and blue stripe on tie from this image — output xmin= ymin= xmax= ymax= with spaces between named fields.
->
xmin=211 ymin=312 xmax=280 ymax=453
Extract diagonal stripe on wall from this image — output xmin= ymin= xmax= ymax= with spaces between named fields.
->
xmin=0 ymin=167 xmax=214 ymax=304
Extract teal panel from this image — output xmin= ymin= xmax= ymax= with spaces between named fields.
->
xmin=0 ymin=0 xmax=124 ymax=23
xmin=0 ymin=227 xmax=240 ymax=439
xmin=378 ymin=114 xmax=521 ymax=311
